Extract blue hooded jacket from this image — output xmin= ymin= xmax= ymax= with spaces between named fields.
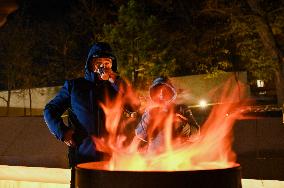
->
xmin=44 ymin=42 xmax=121 ymax=164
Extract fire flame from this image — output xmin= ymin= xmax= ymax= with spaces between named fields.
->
xmin=92 ymin=78 xmax=246 ymax=171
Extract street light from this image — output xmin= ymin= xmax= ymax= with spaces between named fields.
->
xmin=199 ymin=99 xmax=208 ymax=108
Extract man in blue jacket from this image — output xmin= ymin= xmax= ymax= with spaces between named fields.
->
xmin=44 ymin=42 xmax=137 ymax=187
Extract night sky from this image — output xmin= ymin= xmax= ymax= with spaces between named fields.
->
xmin=21 ymin=0 xmax=73 ymax=22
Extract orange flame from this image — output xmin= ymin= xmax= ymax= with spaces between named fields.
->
xmin=92 ymin=78 xmax=247 ymax=171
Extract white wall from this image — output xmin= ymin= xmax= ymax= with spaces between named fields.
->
xmin=170 ymin=71 xmax=250 ymax=105
xmin=0 ymin=86 xmax=61 ymax=109
xmin=0 ymin=72 xmax=249 ymax=109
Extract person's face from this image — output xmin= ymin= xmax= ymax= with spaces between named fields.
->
xmin=151 ymin=84 xmax=175 ymax=105
xmin=90 ymin=57 xmax=112 ymax=73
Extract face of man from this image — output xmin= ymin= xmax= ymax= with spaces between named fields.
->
xmin=90 ymin=58 xmax=115 ymax=80
xmin=90 ymin=57 xmax=112 ymax=72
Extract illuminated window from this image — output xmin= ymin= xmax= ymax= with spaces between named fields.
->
xmin=256 ymin=80 xmax=264 ymax=88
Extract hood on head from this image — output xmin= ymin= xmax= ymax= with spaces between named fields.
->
xmin=85 ymin=42 xmax=117 ymax=82
xmin=149 ymin=77 xmax=177 ymax=104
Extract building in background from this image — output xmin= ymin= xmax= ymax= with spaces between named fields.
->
xmin=0 ymin=71 xmax=250 ymax=116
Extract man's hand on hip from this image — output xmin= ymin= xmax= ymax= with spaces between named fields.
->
xmin=63 ymin=129 xmax=76 ymax=147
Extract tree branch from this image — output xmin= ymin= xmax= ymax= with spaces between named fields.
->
xmin=0 ymin=96 xmax=8 ymax=103
xmin=247 ymin=0 xmax=266 ymax=17
xmin=199 ymin=8 xmax=230 ymax=16
xmin=268 ymin=7 xmax=284 ymax=15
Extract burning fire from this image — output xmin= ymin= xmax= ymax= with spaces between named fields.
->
xmin=90 ymin=78 xmax=247 ymax=171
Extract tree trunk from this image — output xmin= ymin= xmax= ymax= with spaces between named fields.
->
xmin=63 ymin=42 xmax=68 ymax=80
xmin=134 ymin=59 xmax=139 ymax=86
xmin=7 ymin=90 xmax=11 ymax=116
xmin=0 ymin=93 xmax=10 ymax=116
xmin=247 ymin=0 xmax=284 ymax=106
xmin=29 ymin=88 xmax=32 ymax=116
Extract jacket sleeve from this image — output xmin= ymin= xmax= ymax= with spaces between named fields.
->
xmin=184 ymin=108 xmax=200 ymax=136
xmin=43 ymin=80 xmax=72 ymax=141
xmin=135 ymin=110 xmax=150 ymax=142
xmin=175 ymin=104 xmax=200 ymax=137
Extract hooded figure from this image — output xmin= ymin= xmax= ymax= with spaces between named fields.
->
xmin=135 ymin=77 xmax=200 ymax=153
xmin=44 ymin=42 xmax=134 ymax=167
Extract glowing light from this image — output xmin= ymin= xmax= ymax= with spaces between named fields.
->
xmin=199 ymin=100 xmax=208 ymax=108
xmin=256 ymin=80 xmax=264 ymax=88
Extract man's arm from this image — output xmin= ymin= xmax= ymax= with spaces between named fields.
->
xmin=43 ymin=80 xmax=72 ymax=141
xmin=175 ymin=105 xmax=200 ymax=139
xmin=185 ymin=108 xmax=200 ymax=134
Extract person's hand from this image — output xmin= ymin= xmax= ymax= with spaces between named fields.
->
xmin=63 ymin=129 xmax=76 ymax=147
xmin=101 ymin=68 xmax=117 ymax=83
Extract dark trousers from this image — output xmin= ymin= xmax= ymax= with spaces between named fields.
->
xmin=68 ymin=147 xmax=77 ymax=188
xmin=70 ymin=166 xmax=75 ymax=188
xmin=68 ymin=147 xmax=108 ymax=188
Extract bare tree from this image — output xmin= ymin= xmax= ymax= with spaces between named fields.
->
xmin=0 ymin=12 xmax=35 ymax=115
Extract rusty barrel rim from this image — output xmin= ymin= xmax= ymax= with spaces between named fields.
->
xmin=75 ymin=161 xmax=241 ymax=173
xmin=75 ymin=162 xmax=242 ymax=188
